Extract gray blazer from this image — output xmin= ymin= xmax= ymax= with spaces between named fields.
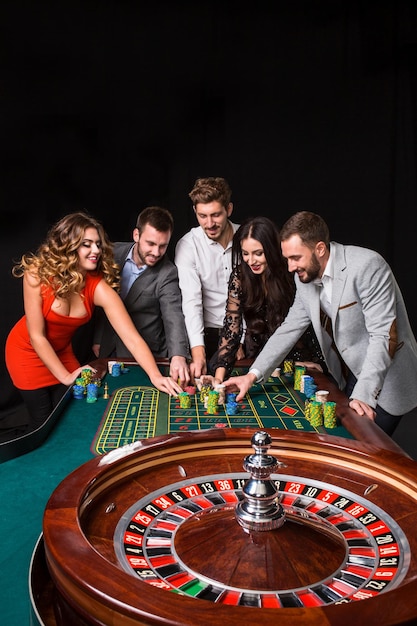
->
xmin=96 ymin=243 xmax=190 ymax=360
xmin=251 ymin=241 xmax=417 ymax=415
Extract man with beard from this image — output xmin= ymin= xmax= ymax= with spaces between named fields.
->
xmin=93 ymin=206 xmax=190 ymax=386
xmin=222 ymin=211 xmax=417 ymax=436
xmin=175 ymin=177 xmax=240 ymax=381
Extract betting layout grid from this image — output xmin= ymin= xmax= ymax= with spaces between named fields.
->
xmin=91 ymin=370 xmax=344 ymax=455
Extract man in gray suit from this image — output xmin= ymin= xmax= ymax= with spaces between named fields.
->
xmin=93 ymin=207 xmax=190 ymax=386
xmin=223 ymin=211 xmax=417 ymax=435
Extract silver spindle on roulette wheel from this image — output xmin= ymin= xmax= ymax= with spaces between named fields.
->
xmin=235 ymin=430 xmax=286 ymax=532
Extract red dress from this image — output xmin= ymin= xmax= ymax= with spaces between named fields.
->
xmin=5 ymin=273 xmax=102 ymax=390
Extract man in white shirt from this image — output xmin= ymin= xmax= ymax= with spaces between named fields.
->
xmin=174 ymin=177 xmax=240 ymax=380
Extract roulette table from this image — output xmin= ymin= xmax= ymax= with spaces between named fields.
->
xmin=14 ymin=358 xmax=413 ymax=625
xmin=33 ymin=426 xmax=417 ymax=625
xmin=2 ymin=358 xmax=406 ymax=464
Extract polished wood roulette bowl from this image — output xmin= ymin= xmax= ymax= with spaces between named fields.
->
xmin=33 ymin=428 xmax=417 ymax=625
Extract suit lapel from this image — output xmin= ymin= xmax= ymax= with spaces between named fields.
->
xmin=114 ymin=242 xmax=147 ymax=305
xmin=124 ymin=268 xmax=151 ymax=305
xmin=114 ymin=242 xmax=134 ymax=268
xmin=330 ymin=242 xmax=347 ymax=325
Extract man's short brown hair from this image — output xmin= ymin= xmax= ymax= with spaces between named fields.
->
xmin=136 ymin=206 xmax=174 ymax=234
xmin=189 ymin=177 xmax=232 ymax=208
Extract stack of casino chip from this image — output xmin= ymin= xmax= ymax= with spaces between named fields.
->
xmin=86 ymin=383 xmax=99 ymax=404
xmin=293 ymin=365 xmax=306 ymax=391
xmin=308 ymin=401 xmax=324 ymax=427
xmin=300 ymin=374 xmax=310 ymax=394
xmin=283 ymin=360 xmax=294 ymax=376
xmin=178 ymin=391 xmax=191 ymax=409
xmin=81 ymin=368 xmax=94 ymax=386
xmin=206 ymin=390 xmax=219 ymax=414
xmin=82 ymin=369 xmax=101 ymax=391
xmin=75 ymin=376 xmax=84 ymax=388
xmin=73 ymin=369 xmax=101 ymax=400
xmin=111 ymin=362 xmax=122 ymax=377
xmin=72 ymin=383 xmax=84 ymax=399
xmin=184 ymin=385 xmax=196 ymax=395
xmin=302 ymin=376 xmax=317 ymax=399
xmin=200 ymin=385 xmax=211 ymax=407
xmin=323 ymin=401 xmax=337 ymax=428
xmin=214 ymin=383 xmax=226 ymax=404
xmin=226 ymin=392 xmax=239 ymax=415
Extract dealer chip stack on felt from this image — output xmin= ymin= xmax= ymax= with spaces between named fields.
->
xmin=283 ymin=359 xmax=294 ymax=377
xmin=300 ymin=374 xmax=316 ymax=397
xmin=304 ymin=398 xmax=337 ymax=429
xmin=107 ymin=361 xmax=130 ymax=376
xmin=323 ymin=401 xmax=337 ymax=428
xmin=293 ymin=365 xmax=306 ymax=391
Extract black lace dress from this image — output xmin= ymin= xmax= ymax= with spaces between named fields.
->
xmin=209 ymin=267 xmax=326 ymax=377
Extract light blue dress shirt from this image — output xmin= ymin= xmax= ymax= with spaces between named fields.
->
xmin=119 ymin=245 xmax=147 ymax=299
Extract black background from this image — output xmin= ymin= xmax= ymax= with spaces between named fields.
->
xmin=1 ymin=1 xmax=416 ymax=411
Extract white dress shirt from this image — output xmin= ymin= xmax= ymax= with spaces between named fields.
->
xmin=174 ymin=222 xmax=239 ymax=349
xmin=314 ymin=245 xmax=334 ymax=317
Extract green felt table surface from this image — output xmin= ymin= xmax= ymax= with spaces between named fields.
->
xmin=0 ymin=366 xmax=152 ymax=625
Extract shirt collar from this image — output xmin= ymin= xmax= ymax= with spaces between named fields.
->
xmin=202 ymin=221 xmax=235 ymax=250
xmin=125 ymin=244 xmax=146 ymax=271
xmin=321 ymin=244 xmax=334 ymax=281
xmin=313 ymin=244 xmax=333 ymax=286
xmin=125 ymin=244 xmax=135 ymax=262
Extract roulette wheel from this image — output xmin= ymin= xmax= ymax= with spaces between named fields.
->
xmin=33 ymin=427 xmax=417 ymax=625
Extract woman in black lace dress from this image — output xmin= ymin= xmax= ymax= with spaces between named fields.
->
xmin=208 ymin=216 xmax=325 ymax=383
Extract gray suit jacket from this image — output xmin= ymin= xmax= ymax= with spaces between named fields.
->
xmin=96 ymin=243 xmax=190 ymax=360
xmin=251 ymin=241 xmax=417 ymax=415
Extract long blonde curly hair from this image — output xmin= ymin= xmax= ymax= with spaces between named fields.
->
xmin=12 ymin=211 xmax=120 ymax=298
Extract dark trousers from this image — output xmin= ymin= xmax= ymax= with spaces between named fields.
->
xmin=19 ymin=384 xmax=67 ymax=433
xmin=344 ymin=372 xmax=402 ymax=436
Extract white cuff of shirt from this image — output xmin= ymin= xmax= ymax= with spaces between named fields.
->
xmin=249 ymin=368 xmax=263 ymax=383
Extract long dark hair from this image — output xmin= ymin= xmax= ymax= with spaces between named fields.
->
xmin=232 ymin=216 xmax=295 ymax=338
